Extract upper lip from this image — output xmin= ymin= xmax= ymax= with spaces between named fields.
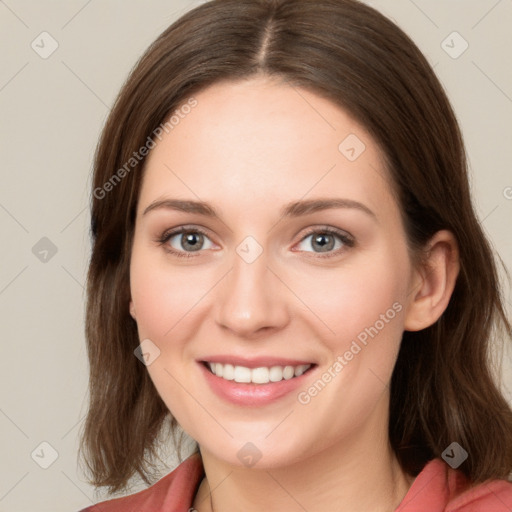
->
xmin=199 ymin=355 xmax=315 ymax=369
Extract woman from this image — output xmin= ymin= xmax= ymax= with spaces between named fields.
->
xmin=78 ymin=0 xmax=512 ymax=510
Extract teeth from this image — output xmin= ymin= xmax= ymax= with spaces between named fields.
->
xmin=234 ymin=365 xmax=251 ymax=383
xmin=294 ymin=365 xmax=308 ymax=377
xmin=251 ymin=366 xmax=269 ymax=384
xmin=207 ymin=362 xmax=312 ymax=384
xmin=222 ymin=364 xmax=235 ymax=380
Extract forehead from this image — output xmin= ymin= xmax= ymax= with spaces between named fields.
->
xmin=139 ymin=76 xmax=398 ymax=221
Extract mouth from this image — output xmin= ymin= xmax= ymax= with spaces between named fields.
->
xmin=200 ymin=360 xmax=317 ymax=385
xmin=197 ymin=357 xmax=318 ymax=406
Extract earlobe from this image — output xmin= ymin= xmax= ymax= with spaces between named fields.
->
xmin=129 ymin=300 xmax=137 ymax=320
xmin=403 ymin=230 xmax=460 ymax=332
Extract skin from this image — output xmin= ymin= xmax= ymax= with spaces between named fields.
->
xmin=129 ymin=75 xmax=460 ymax=512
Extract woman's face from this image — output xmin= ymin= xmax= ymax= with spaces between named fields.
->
xmin=129 ymin=75 xmax=419 ymax=468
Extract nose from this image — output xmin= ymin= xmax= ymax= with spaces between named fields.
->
xmin=214 ymin=248 xmax=290 ymax=338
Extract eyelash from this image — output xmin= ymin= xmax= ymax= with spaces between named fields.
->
xmin=156 ymin=225 xmax=355 ymax=259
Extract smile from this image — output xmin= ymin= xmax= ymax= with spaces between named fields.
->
xmin=198 ymin=356 xmax=318 ymax=406
xmin=205 ymin=362 xmax=312 ymax=384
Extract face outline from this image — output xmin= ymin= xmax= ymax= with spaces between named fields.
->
xmin=128 ymin=75 xmax=426 ymax=469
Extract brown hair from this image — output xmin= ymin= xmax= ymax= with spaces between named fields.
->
xmin=79 ymin=0 xmax=512 ymax=494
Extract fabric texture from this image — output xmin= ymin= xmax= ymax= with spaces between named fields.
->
xmin=79 ymin=452 xmax=512 ymax=511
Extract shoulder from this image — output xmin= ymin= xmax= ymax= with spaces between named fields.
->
xmin=446 ymin=472 xmax=512 ymax=512
xmin=397 ymin=457 xmax=512 ymax=512
xmin=78 ymin=451 xmax=204 ymax=512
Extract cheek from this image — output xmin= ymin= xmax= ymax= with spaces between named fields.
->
xmin=130 ymin=248 xmax=210 ymax=340
xmin=129 ymin=246 xmax=208 ymax=418
xmin=289 ymin=249 xmax=408 ymax=439
xmin=293 ymin=247 xmax=408 ymax=356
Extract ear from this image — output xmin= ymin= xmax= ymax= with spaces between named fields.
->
xmin=403 ymin=230 xmax=460 ymax=331
xmin=129 ymin=299 xmax=137 ymax=320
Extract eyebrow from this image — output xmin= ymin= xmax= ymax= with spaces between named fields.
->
xmin=143 ymin=197 xmax=377 ymax=221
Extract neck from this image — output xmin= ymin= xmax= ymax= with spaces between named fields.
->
xmin=193 ymin=394 xmax=415 ymax=512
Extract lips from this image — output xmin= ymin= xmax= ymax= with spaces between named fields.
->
xmin=197 ymin=355 xmax=317 ymax=406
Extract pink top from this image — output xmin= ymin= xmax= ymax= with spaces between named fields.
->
xmin=79 ymin=452 xmax=512 ymax=511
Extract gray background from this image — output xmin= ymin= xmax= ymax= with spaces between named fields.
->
xmin=0 ymin=1 xmax=511 ymax=510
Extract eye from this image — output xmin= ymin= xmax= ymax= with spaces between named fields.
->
xmin=295 ymin=227 xmax=354 ymax=257
xmin=157 ymin=225 xmax=355 ymax=259
xmin=157 ymin=226 xmax=215 ymax=258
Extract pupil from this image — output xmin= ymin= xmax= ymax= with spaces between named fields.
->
xmin=183 ymin=233 xmax=202 ymax=251
xmin=314 ymin=234 xmax=334 ymax=252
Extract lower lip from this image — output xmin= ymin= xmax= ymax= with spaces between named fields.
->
xmin=198 ymin=362 xmax=316 ymax=406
